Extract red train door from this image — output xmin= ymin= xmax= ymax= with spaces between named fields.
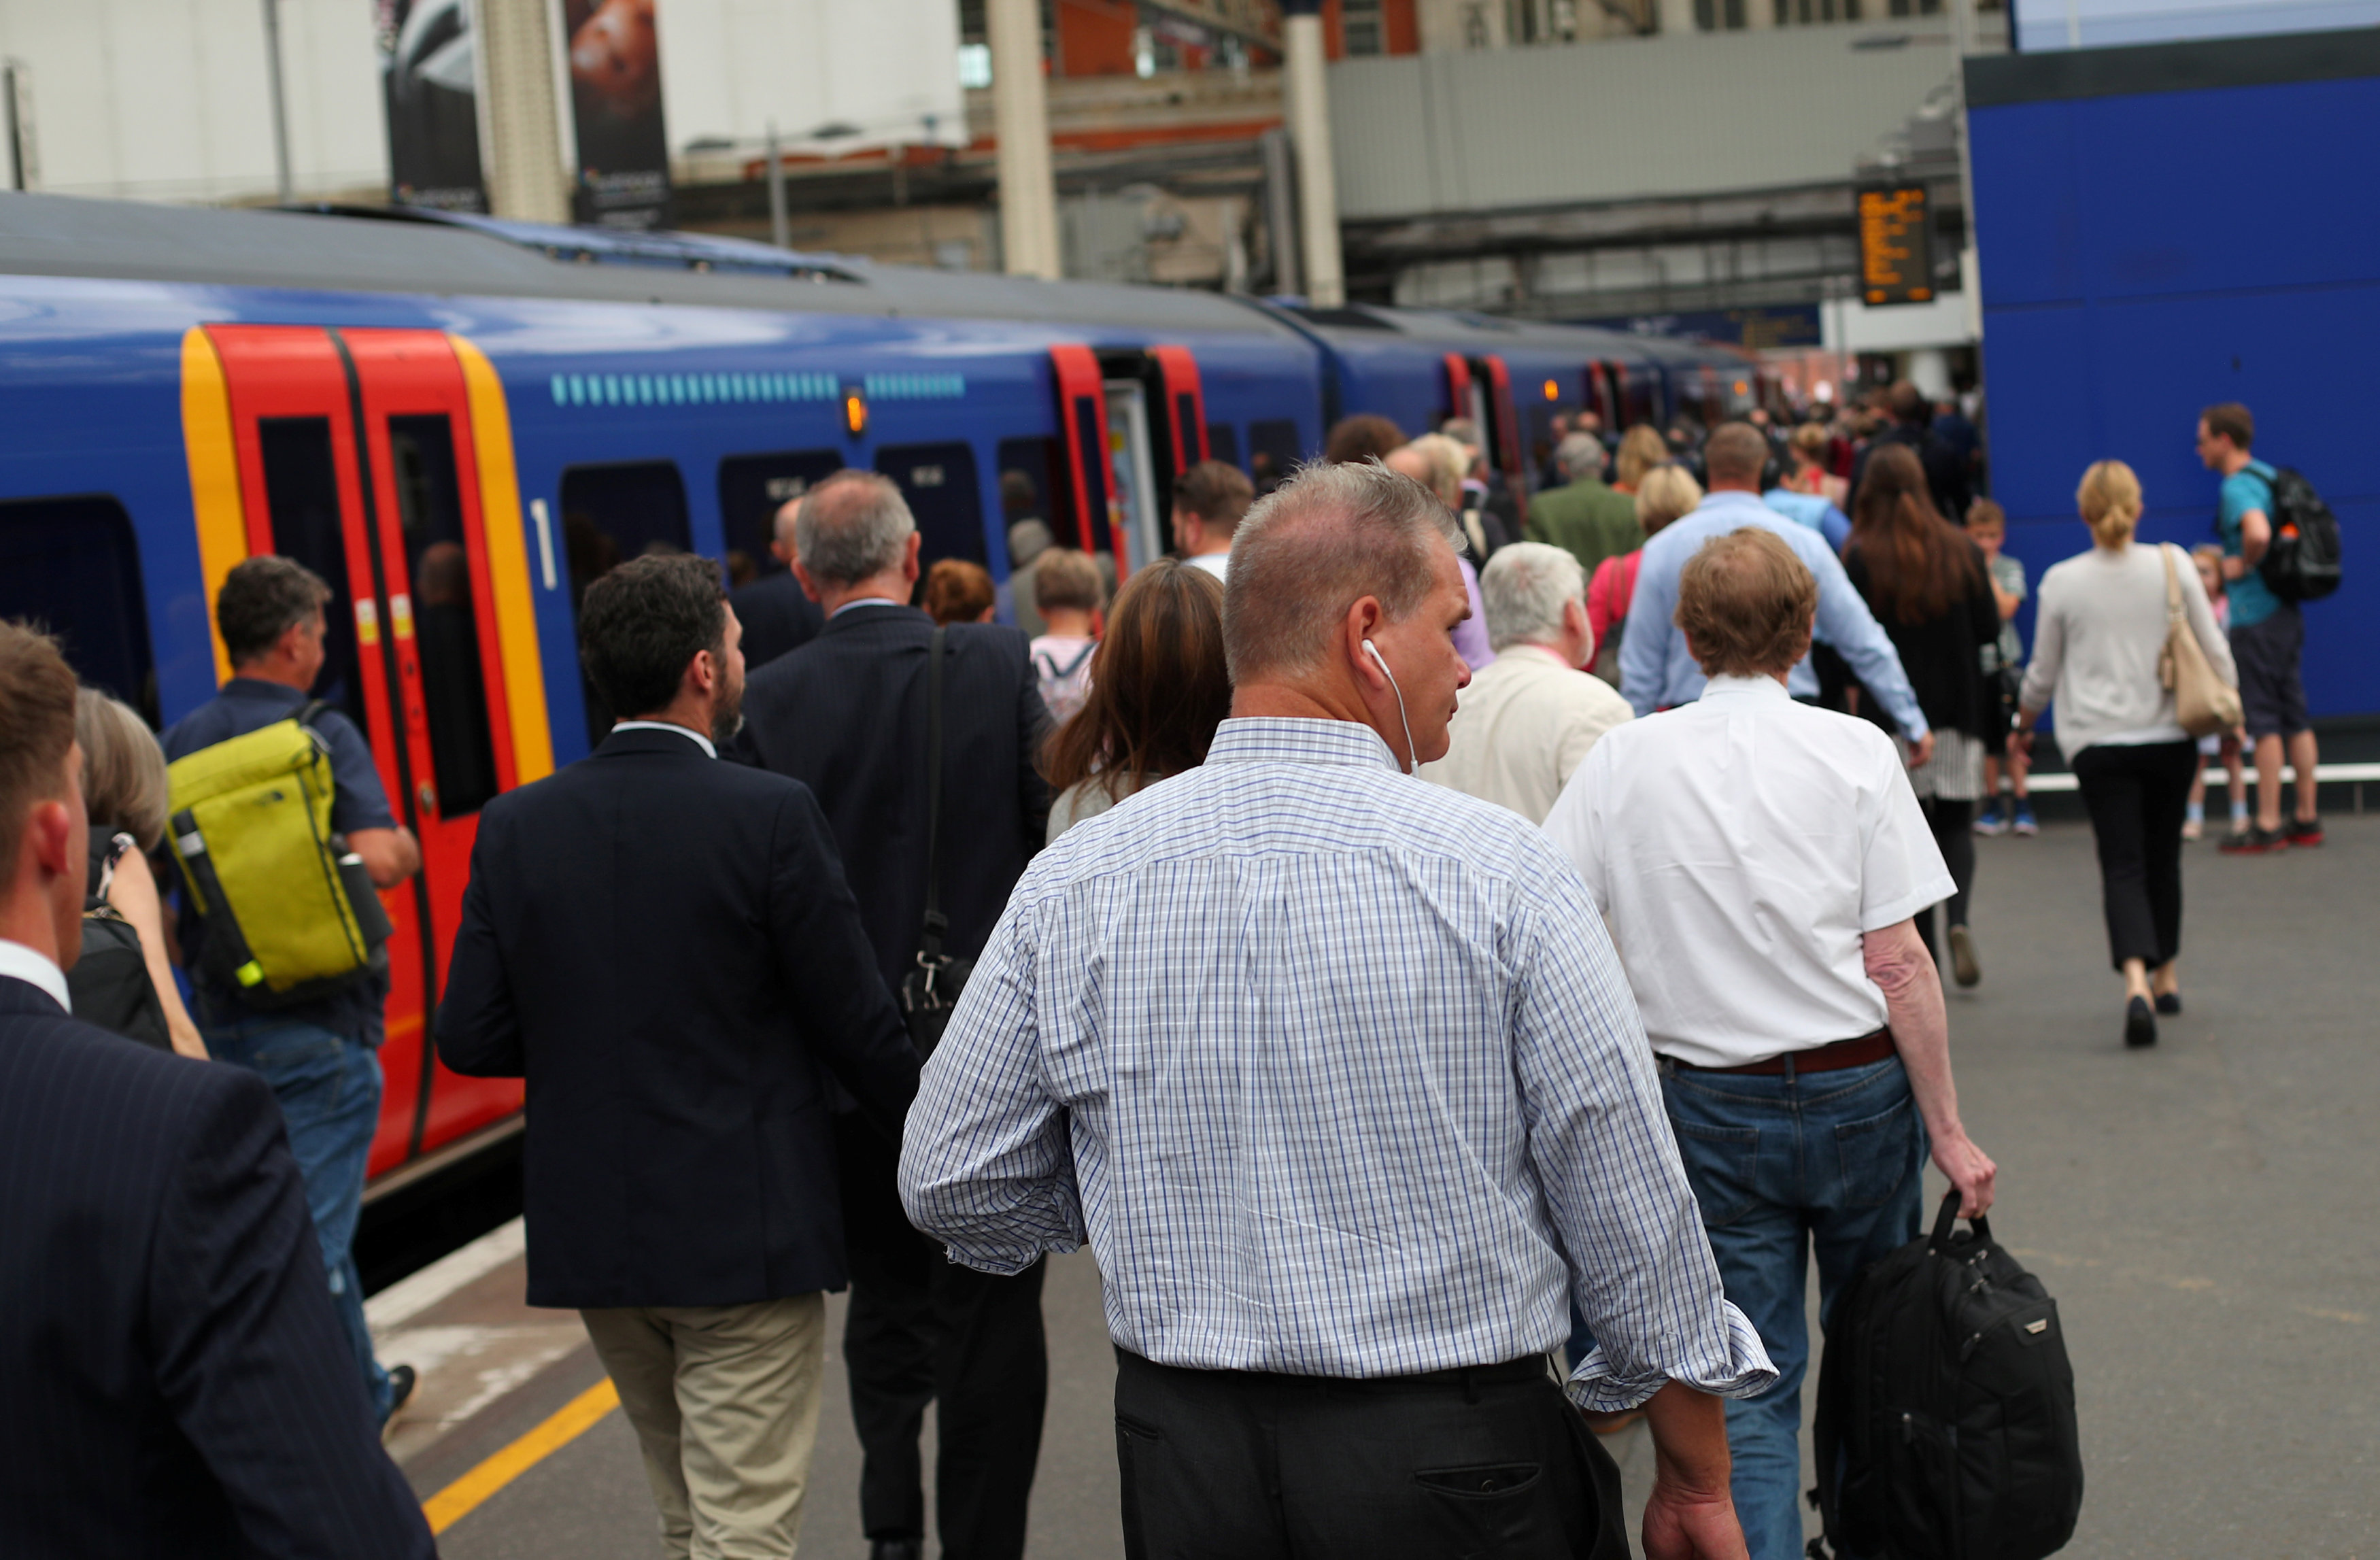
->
xmin=199 ymin=324 xmax=526 ymax=1174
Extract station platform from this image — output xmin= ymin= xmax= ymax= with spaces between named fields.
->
xmin=381 ymin=817 xmax=2379 ymax=1557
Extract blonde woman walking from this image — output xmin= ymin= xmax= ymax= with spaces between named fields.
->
xmin=2018 ymin=461 xmax=2237 ymax=1048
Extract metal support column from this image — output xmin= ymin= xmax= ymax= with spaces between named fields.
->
xmin=477 ymin=0 xmax=571 ymax=223
xmin=261 ymin=0 xmax=293 ymax=203
xmin=1282 ymin=1 xmax=1344 ymax=306
xmin=766 ymin=120 xmax=789 ymax=249
xmin=987 ymin=0 xmax=1061 ymax=278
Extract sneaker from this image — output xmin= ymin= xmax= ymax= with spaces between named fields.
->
xmin=2285 ymin=817 xmax=2325 ymax=847
xmin=1949 ymin=925 xmax=1982 ymax=989
xmin=2220 ymin=824 xmax=2290 ymax=855
xmin=2124 ymin=996 xmax=2158 ymax=1049
xmin=2181 ymin=817 xmax=2203 ymax=841
xmin=1973 ymin=802 xmax=2008 ymax=836
xmin=2011 ymin=804 xmax=2039 ymax=836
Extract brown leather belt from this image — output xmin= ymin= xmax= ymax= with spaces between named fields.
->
xmin=1674 ymin=1028 xmax=1895 ymax=1076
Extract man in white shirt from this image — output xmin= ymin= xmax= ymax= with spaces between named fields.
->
xmin=1543 ymin=527 xmax=1997 ymax=1560
xmin=1170 ymin=459 xmax=1253 ymax=580
xmin=1420 ymin=541 xmax=1631 ymax=824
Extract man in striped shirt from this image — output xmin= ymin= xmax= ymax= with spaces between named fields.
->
xmin=901 ymin=461 xmax=1775 ymax=1560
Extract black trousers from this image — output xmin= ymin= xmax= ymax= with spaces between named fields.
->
xmin=837 ymin=1115 xmax=1049 ymax=1558
xmin=2071 ymin=739 xmax=2198 ymax=971
xmin=1914 ymin=796 xmax=1978 ymax=962
xmin=1112 ymin=1348 xmax=1627 ymax=1560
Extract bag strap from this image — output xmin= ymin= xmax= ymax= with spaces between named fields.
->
xmin=917 ymin=627 xmax=949 ymax=970
xmin=2160 ymin=543 xmax=2186 ymax=624
xmin=1928 ymin=1187 xmax=1993 ymax=1253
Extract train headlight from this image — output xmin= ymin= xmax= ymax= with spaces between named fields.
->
xmin=1543 ymin=378 xmax=1559 ymax=401
xmin=844 ymin=390 xmax=867 ymax=437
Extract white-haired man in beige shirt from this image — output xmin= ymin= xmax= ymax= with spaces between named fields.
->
xmin=1419 ymin=541 xmax=1633 ymax=824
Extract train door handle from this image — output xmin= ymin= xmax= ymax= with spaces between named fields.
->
xmin=418 ymin=780 xmax=439 ymax=816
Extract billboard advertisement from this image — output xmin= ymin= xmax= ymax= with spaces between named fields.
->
xmin=564 ymin=0 xmax=672 ymax=230
xmin=656 ymin=0 xmax=964 ymax=158
xmin=376 ymin=0 xmax=487 ymax=211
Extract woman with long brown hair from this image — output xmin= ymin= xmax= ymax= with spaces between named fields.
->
xmin=1846 ymin=441 xmax=2003 ymax=987
xmin=1042 ymin=558 xmax=1231 ymax=842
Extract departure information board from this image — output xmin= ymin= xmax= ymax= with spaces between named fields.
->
xmin=1858 ymin=184 xmax=1935 ymax=306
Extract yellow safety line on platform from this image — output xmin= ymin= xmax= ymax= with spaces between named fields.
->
xmin=422 ymin=1376 xmax=620 ymax=1535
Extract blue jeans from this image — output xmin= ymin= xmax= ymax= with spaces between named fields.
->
xmin=205 ymin=1017 xmax=393 ymax=1423
xmin=1660 ymin=1055 xmax=1926 ymax=1560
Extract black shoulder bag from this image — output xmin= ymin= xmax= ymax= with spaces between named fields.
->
xmin=898 ymin=627 xmax=971 ymax=1057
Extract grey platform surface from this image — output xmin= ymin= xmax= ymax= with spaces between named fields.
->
xmin=408 ymin=816 xmax=2380 ymax=1558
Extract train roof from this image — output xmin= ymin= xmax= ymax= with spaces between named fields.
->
xmin=0 ymin=192 xmax=1312 ymax=341
xmin=1264 ymin=298 xmax=1747 ymax=369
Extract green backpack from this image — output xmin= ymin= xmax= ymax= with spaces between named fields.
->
xmin=167 ymin=702 xmax=393 ymax=1008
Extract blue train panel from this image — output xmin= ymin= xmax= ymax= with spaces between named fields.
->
xmin=1967 ymin=28 xmax=2380 ymax=721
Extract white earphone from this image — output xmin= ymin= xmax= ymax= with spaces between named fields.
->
xmin=1363 ymin=639 xmax=1418 ymax=775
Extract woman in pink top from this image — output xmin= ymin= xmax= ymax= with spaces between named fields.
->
xmin=1586 ymin=462 xmax=1701 ymax=682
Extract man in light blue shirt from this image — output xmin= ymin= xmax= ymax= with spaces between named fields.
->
xmin=1622 ymin=423 xmax=1931 ymax=760
xmin=902 ymin=460 xmax=1773 ymax=1560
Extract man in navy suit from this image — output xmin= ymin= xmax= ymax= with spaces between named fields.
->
xmin=737 ymin=470 xmax=1053 ymax=1560
xmin=729 ymin=493 xmax=826 ymax=671
xmin=0 ymin=620 xmax=432 ymax=1558
xmin=437 ymin=554 xmax=920 ymax=1559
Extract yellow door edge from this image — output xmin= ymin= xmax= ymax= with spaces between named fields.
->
xmin=180 ymin=328 xmax=248 ymax=687
xmin=448 ymin=334 xmax=555 ymax=786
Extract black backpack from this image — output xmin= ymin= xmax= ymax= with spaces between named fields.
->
xmin=1808 ymin=1192 xmax=2082 ymax=1560
xmin=2256 ymin=465 xmax=2342 ymax=603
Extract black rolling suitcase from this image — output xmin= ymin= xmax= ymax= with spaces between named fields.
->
xmin=1807 ymin=1191 xmax=2083 ymax=1560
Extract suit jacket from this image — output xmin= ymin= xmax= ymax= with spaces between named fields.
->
xmin=435 ymin=727 xmax=921 ymax=1309
xmin=731 ymin=569 xmax=826 ymax=672
xmin=0 ymin=977 xmax=432 ymax=1559
xmin=738 ymin=605 xmax=1052 ymax=1008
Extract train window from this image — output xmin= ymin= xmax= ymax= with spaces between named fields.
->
xmin=0 ymin=495 xmax=157 ymax=726
xmin=558 ymin=460 xmax=692 ymax=747
xmin=258 ymin=418 xmax=370 ymax=732
xmin=995 ymin=438 xmax=1064 ymax=558
xmin=389 ymin=415 xmax=499 ymax=817
xmin=717 ymin=450 xmax=843 ymax=577
xmin=1246 ymin=418 xmax=1303 ymax=494
xmin=876 ymin=442 xmax=985 ymax=568
xmin=1206 ymin=424 xmax=1240 ymax=471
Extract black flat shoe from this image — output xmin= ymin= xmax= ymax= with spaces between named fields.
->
xmin=2124 ymin=996 xmax=2158 ymax=1048
xmin=379 ymin=1363 xmax=418 ymax=1440
xmin=2154 ymin=991 xmax=2182 ymax=1016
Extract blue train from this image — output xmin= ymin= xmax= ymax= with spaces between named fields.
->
xmin=0 ymin=192 xmax=1754 ymax=1185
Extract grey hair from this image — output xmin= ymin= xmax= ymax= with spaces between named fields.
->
xmin=770 ymin=495 xmax=804 ymax=551
xmin=1223 ymin=460 xmax=1462 ymax=685
xmin=1401 ymin=434 xmax=1470 ymax=509
xmin=1480 ymin=543 xmax=1585 ymax=654
xmin=1557 ymin=431 xmax=1605 ymax=479
xmin=794 ymin=470 xmax=915 ymax=587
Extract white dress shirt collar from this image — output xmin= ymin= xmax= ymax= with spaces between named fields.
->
xmin=1699 ymin=672 xmax=1790 ymax=701
xmin=610 ymin=721 xmax=717 ymax=758
xmin=0 ymin=937 xmax=69 ymax=1013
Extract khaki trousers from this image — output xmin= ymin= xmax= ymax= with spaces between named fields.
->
xmin=581 ymin=1294 xmax=827 ymax=1560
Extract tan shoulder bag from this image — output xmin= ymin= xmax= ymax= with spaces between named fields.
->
xmin=2160 ymin=543 xmax=2243 ymax=739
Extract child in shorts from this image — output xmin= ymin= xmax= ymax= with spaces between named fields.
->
xmin=1968 ymin=502 xmax=2036 ymax=836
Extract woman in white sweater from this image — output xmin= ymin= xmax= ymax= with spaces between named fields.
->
xmin=2018 ymin=460 xmax=2238 ymax=1049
